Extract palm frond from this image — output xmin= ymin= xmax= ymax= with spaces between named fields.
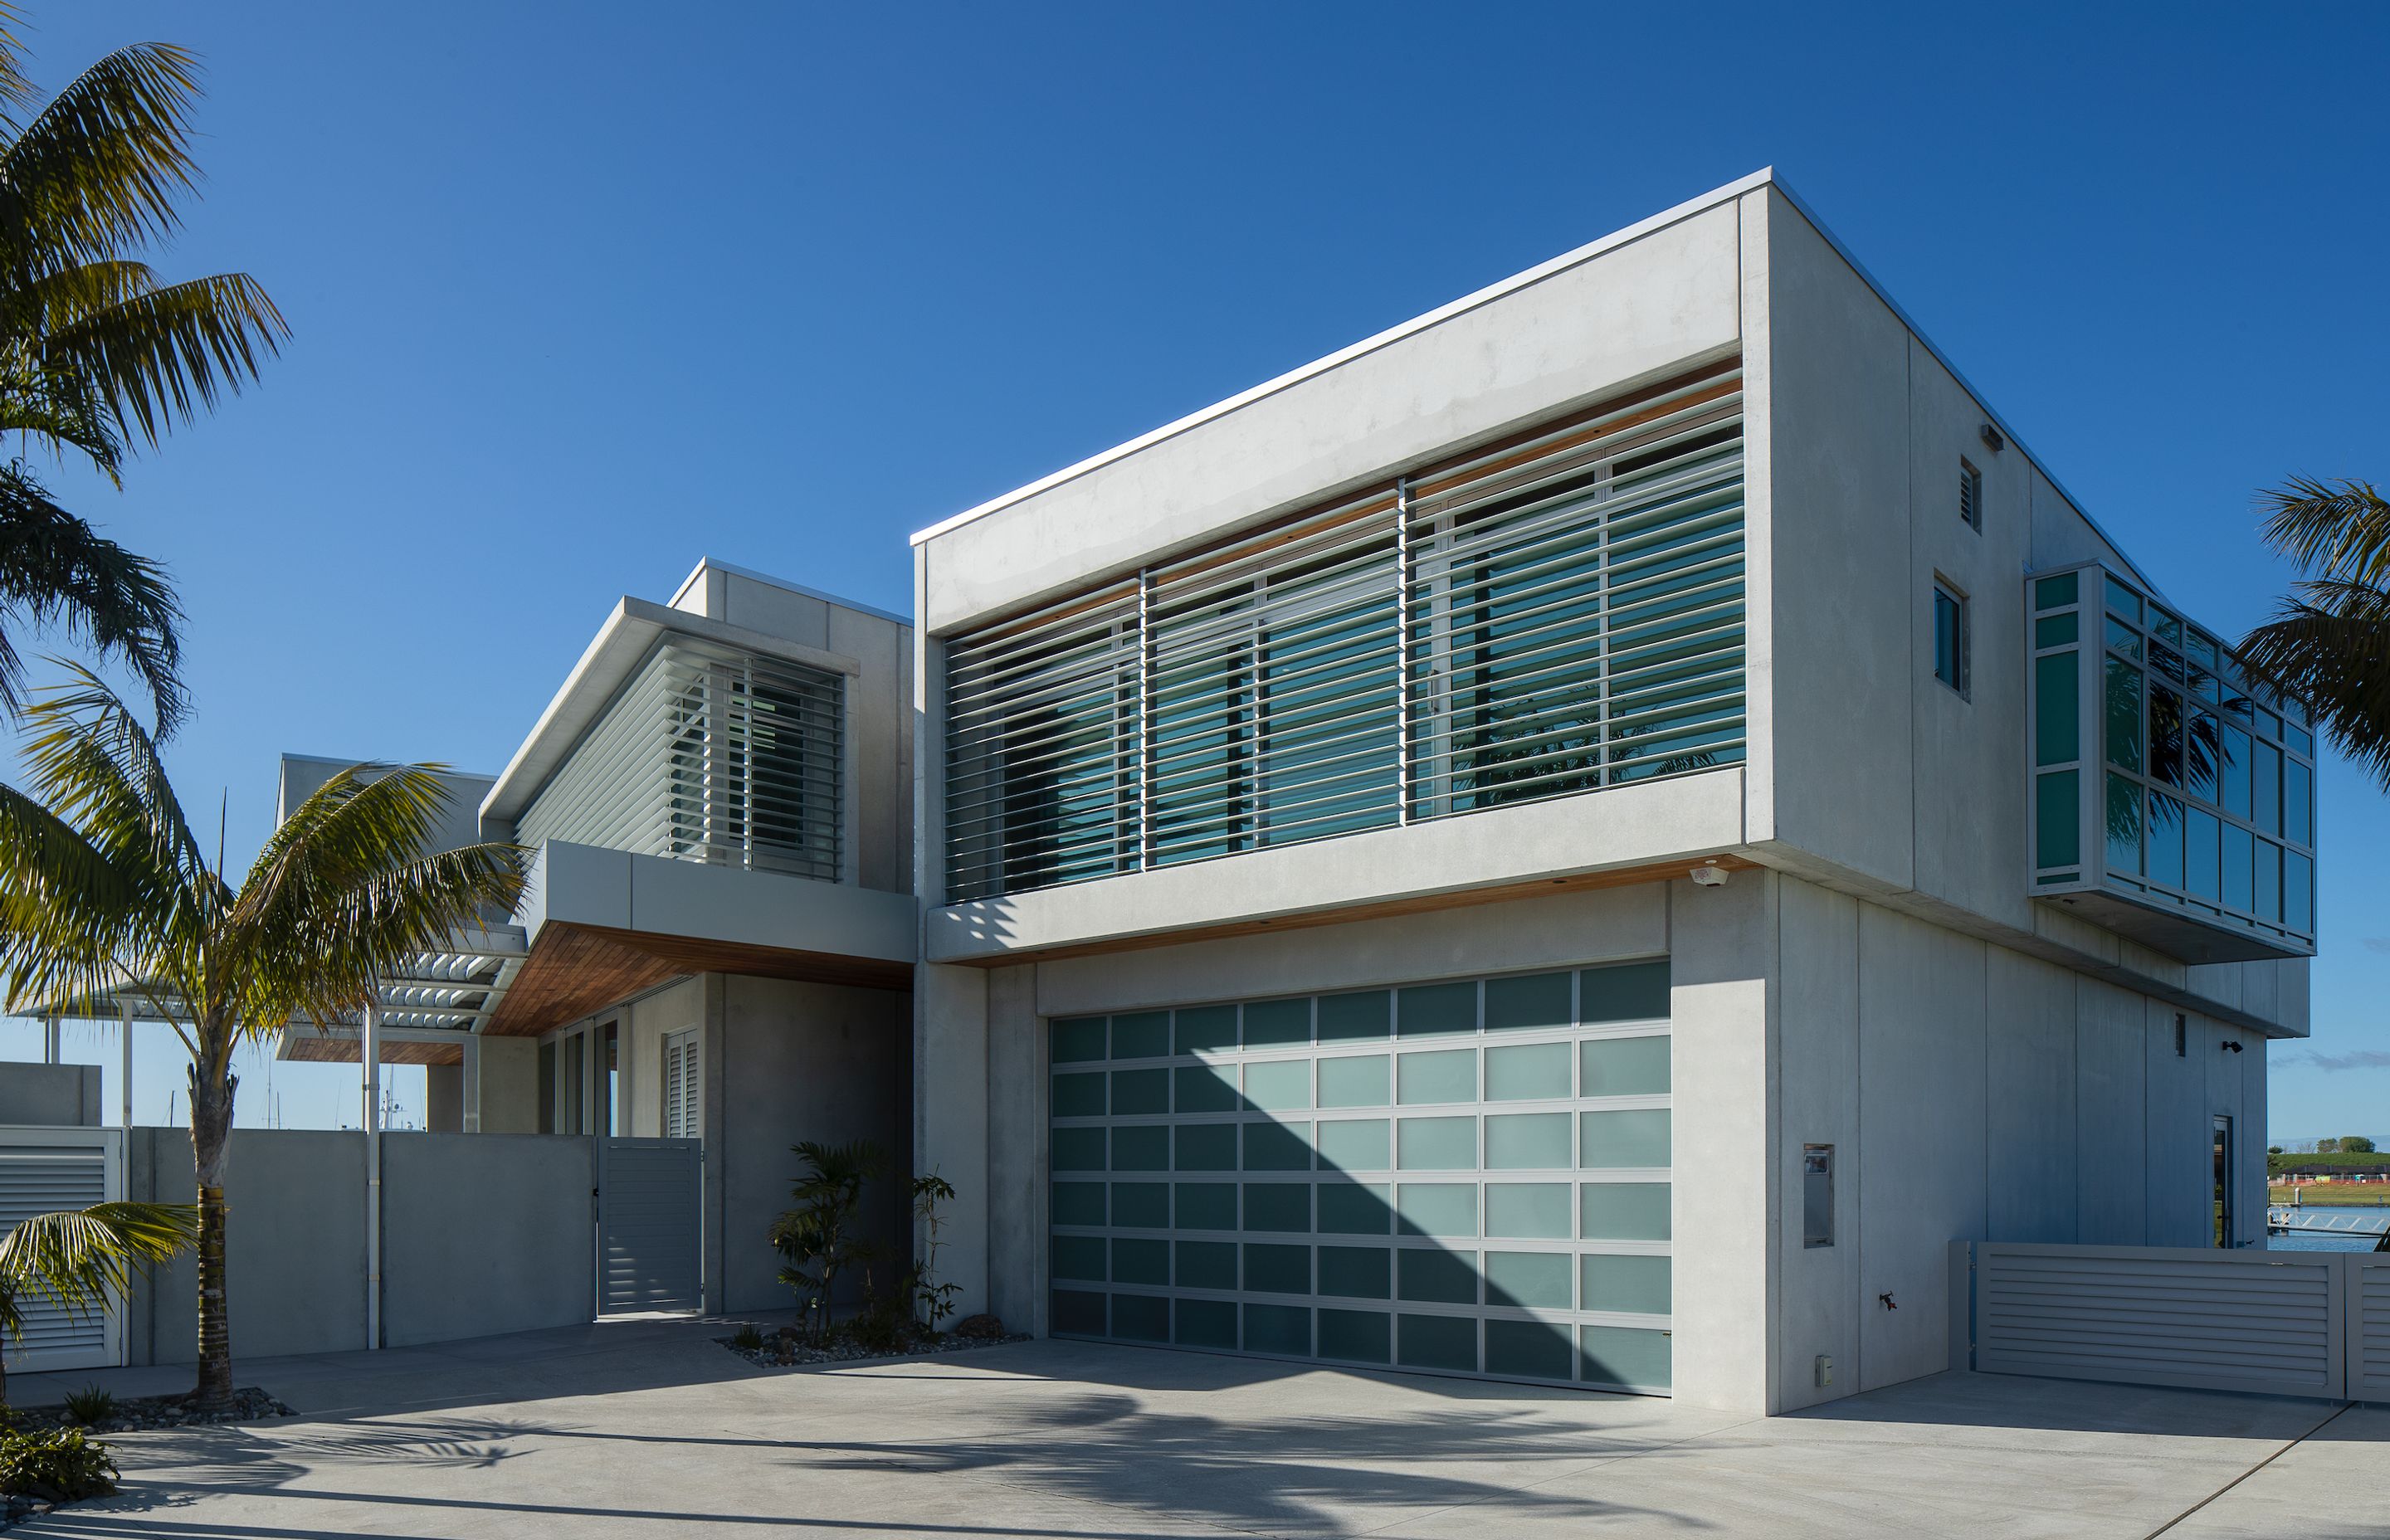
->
xmin=0 ymin=467 xmax=182 ymax=729
xmin=2239 ymin=578 xmax=2390 ymax=787
xmin=0 ymin=780 xmax=142 ymax=1012
xmin=41 ymin=271 xmax=285 ymax=447
xmin=2257 ymin=477 xmax=2390 ymax=589
xmin=0 ymin=5 xmax=40 ymax=134
xmin=0 ymin=1201 xmax=195 ymax=1338
xmin=0 ymin=41 xmax=203 ymax=275
xmin=17 ymin=664 xmax=215 ymax=916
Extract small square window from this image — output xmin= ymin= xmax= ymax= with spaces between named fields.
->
xmin=1933 ymin=582 xmax=1971 ymax=698
xmin=1959 ymin=458 xmax=1983 ymax=531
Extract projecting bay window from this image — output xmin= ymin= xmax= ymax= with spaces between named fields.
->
xmin=2027 ymin=563 xmax=2316 ymax=961
xmin=942 ymin=358 xmax=1747 ymax=904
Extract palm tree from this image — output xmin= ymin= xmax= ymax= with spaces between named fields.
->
xmin=2238 ymin=477 xmax=2390 ymax=792
xmin=0 ymin=8 xmax=286 ymax=733
xmin=0 ymin=670 xmax=524 ymax=1410
xmin=0 ymin=1199 xmax=194 ymax=1404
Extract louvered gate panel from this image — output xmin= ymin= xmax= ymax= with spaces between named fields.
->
xmin=597 ymin=1137 xmax=701 ymax=1315
xmin=2353 ymin=1256 xmax=2390 ymax=1402
xmin=0 ymin=1128 xmax=124 ymax=1373
xmin=1974 ymin=1242 xmax=2341 ymax=1400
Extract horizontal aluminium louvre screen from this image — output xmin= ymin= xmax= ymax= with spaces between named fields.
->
xmin=520 ymin=637 xmax=846 ymax=880
xmin=944 ymin=359 xmax=1744 ymax=903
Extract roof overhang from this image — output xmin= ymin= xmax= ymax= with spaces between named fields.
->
xmin=480 ymin=597 xmax=865 ymax=828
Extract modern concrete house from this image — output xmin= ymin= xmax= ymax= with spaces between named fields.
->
xmin=907 ymin=169 xmax=2316 ymax=1415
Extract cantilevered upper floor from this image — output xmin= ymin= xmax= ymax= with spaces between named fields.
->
xmin=908 ymin=170 xmax=2314 ymax=1037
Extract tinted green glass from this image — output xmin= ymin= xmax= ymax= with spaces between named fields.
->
xmin=1397 ymin=981 xmax=1477 ymax=1036
xmin=1241 ymin=1183 xmax=1310 ymax=1232
xmin=1052 ymin=1128 xmax=1106 ymax=1172
xmin=1174 ymin=1299 xmax=1237 ymax=1349
xmin=1580 ymin=1182 xmax=1671 ymax=1240
xmin=1315 ymin=1118 xmax=1389 ymax=1172
xmin=2105 ymin=574 xmax=2142 ymax=625
xmin=1175 ymin=1239 xmax=1237 ymax=1289
xmin=1318 ymin=1245 xmax=1392 ymax=1299
xmin=1051 ymin=1017 xmax=1108 ymax=1064
xmin=1110 ymin=1293 xmax=1168 ymax=1343
xmin=1051 ymin=1235 xmax=1105 ymax=1281
xmin=1110 ymin=1068 xmax=1168 ymax=1116
xmin=2034 ymin=572 xmax=2079 ymax=610
xmin=1397 ymin=1116 xmax=1476 ymax=1170
xmin=1317 ymin=990 xmax=1390 ymax=1042
xmin=1175 ymin=1182 xmax=1237 ymax=1231
xmin=1051 ymin=1289 xmax=1105 ymax=1336
xmin=1485 ymin=1113 xmax=1571 ymax=1169
xmin=1579 ymin=1109 xmax=1671 ymax=1168
xmin=1111 ymin=1237 xmax=1168 ymax=1285
xmin=2105 ymin=658 xmax=2143 ymax=772
xmin=2286 ymin=758 xmax=2312 ymax=846
xmin=1243 ymin=1303 xmax=1311 ymax=1356
xmin=1174 ymin=1005 xmax=1238 ymax=1055
xmin=1485 ymin=1182 xmax=1573 ymax=1238
xmin=1579 ymin=1035 xmax=1671 ymax=1096
xmin=1242 ymin=997 xmax=1312 ymax=1048
xmin=1581 ymin=961 xmax=1670 ymax=1022
xmin=1316 ymin=1054 xmax=1390 ymax=1108
xmin=1243 ymin=1059 xmax=1311 ymax=1111
xmin=1396 ymin=1182 xmax=1477 ymax=1237
xmin=1174 ymin=1062 xmax=1240 ymax=1114
xmin=1485 ymin=1250 xmax=1573 ymax=1309
xmin=1485 ymin=1318 xmax=1574 ymax=1380
xmin=2106 ymin=616 xmax=2141 ymax=660
xmin=2105 ymin=772 xmax=2143 ymax=876
xmin=1397 ymin=1248 xmax=1478 ymax=1304
xmin=2256 ymin=839 xmax=2281 ymax=921
xmin=2035 ymin=612 xmax=2078 ymax=647
xmin=1243 ymin=1122 xmax=1313 ymax=1171
xmin=1174 ymin=1123 xmax=1237 ymax=1172
xmin=1582 ymin=1253 xmax=1672 ymax=1314
xmin=2224 ymin=823 xmax=2255 ymax=914
xmin=1580 ymin=1324 xmax=1671 ymax=1389
xmin=1398 ymin=1313 xmax=1478 ymax=1372
xmin=2186 ymin=808 xmax=2221 ymax=901
xmin=1397 ymin=1049 xmax=1477 ymax=1104
xmin=1318 ymin=1308 xmax=1391 ymax=1363
xmin=2286 ymin=850 xmax=2314 ymax=932
xmin=1243 ymin=1243 xmax=1310 ymax=1294
xmin=1110 ymin=1012 xmax=1170 ymax=1060
xmin=1110 ymin=1182 xmax=1168 ymax=1228
xmin=2035 ymin=651 xmax=2079 ymax=765
xmin=1485 ymin=1041 xmax=1571 ymax=1101
xmin=1111 ymin=1125 xmax=1168 ymax=1171
xmin=2148 ymin=791 xmax=2185 ymax=889
xmin=2036 ymin=771 xmax=2080 ymax=870
xmin=1317 ymin=1181 xmax=1393 ymax=1235
xmin=1483 ymin=972 xmax=1571 ymax=1031
xmin=1052 ymin=1182 xmax=1105 ymax=1226
xmin=1051 ymin=1072 xmax=1105 ymax=1118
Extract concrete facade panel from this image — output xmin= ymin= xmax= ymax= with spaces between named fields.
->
xmin=1983 ymin=949 xmax=2077 ymax=1242
xmin=1773 ymin=876 xmax=1860 ymax=1412
xmin=381 ymin=1133 xmax=594 ymax=1348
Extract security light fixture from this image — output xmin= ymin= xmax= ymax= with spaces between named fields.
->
xmin=1690 ymin=865 xmax=1730 ymax=889
xmin=2222 ymin=1040 xmax=2244 ymax=1054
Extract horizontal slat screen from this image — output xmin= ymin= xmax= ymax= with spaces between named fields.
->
xmin=943 ymin=358 xmax=1744 ymax=903
xmin=521 ymin=636 xmax=844 ymax=880
xmin=0 ymin=1141 xmax=111 ymax=1367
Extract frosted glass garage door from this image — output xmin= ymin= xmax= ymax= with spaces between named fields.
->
xmin=1048 ymin=960 xmax=1672 ymax=1393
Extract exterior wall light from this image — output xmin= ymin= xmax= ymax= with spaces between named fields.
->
xmin=1690 ymin=865 xmax=1730 ymax=889
xmin=2222 ymin=1040 xmax=2244 ymax=1054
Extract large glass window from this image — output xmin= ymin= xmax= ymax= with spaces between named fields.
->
xmin=1933 ymin=582 xmax=1969 ymax=696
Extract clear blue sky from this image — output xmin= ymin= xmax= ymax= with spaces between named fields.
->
xmin=1 ymin=2 xmax=2383 ymax=1138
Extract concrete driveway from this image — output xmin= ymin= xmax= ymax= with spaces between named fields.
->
xmin=11 ymin=1320 xmax=2380 ymax=1538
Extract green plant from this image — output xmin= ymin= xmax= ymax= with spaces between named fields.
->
xmin=906 ymin=1172 xmax=962 ymax=1333
xmin=0 ymin=677 xmax=524 ymax=1411
xmin=731 ymin=1323 xmax=763 ymax=1352
xmin=2237 ymin=476 xmax=2390 ymax=790
xmin=0 ymin=1425 xmax=117 ymax=1502
xmin=768 ymin=1140 xmax=882 ymax=1344
xmin=2345 ymin=1136 xmax=2379 ymax=1154
xmin=60 ymin=1385 xmax=115 ymax=1427
xmin=0 ymin=1201 xmax=193 ymax=1405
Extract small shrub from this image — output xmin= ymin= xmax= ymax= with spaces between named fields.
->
xmin=62 ymin=1386 xmax=116 ymax=1427
xmin=0 ymin=1426 xmax=119 ymax=1502
xmin=731 ymin=1324 xmax=764 ymax=1352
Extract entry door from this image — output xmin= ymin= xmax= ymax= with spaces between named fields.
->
xmin=596 ymin=1136 xmax=702 ymax=1314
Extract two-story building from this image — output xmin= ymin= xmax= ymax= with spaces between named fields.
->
xmin=906 ymin=169 xmax=2314 ymax=1416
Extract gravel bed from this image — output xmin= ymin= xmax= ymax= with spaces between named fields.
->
xmin=716 ymin=1330 xmax=1029 ymax=1367
xmin=10 ymin=1386 xmax=294 ymax=1435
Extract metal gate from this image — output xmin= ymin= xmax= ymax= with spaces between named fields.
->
xmin=0 ymin=1128 xmax=125 ymax=1373
xmin=595 ymin=1136 xmax=701 ymax=1315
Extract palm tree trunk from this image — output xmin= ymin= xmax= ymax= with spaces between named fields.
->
xmin=188 ymin=1055 xmax=237 ymax=1411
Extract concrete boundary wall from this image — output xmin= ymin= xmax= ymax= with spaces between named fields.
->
xmin=127 ymin=1128 xmax=601 ymax=1367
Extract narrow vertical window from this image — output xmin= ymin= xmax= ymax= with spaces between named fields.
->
xmin=1959 ymin=458 xmax=1983 ymax=532
xmin=1932 ymin=582 xmax=1971 ymax=697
